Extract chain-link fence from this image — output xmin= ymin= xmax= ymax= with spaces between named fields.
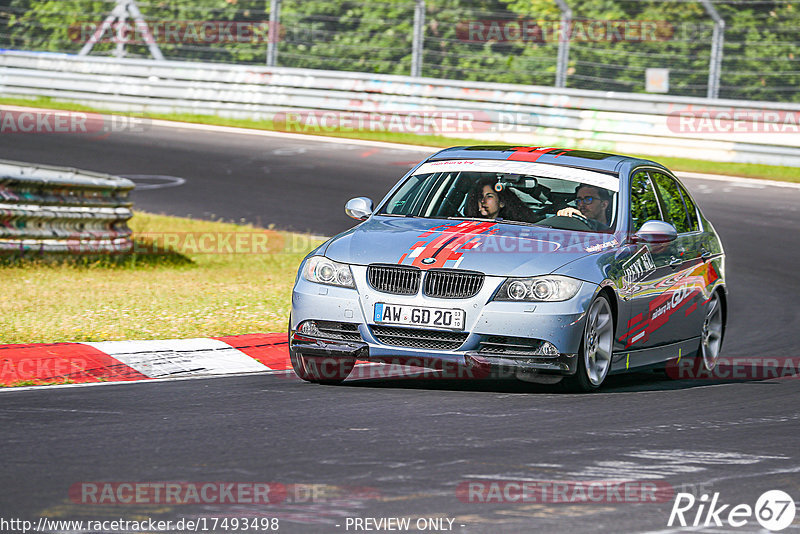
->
xmin=0 ymin=0 xmax=797 ymax=102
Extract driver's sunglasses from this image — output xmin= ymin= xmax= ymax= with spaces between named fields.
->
xmin=575 ymin=196 xmax=595 ymax=205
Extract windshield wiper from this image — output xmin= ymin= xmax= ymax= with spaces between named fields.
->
xmin=448 ymin=216 xmax=538 ymax=227
xmin=380 ymin=213 xmax=425 ymax=218
xmin=447 ymin=216 xmax=495 ymax=222
xmin=494 ymin=218 xmax=538 ymax=227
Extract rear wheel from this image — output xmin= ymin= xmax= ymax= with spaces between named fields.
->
xmin=564 ymin=294 xmax=614 ymax=392
xmin=699 ymin=292 xmax=724 ymax=371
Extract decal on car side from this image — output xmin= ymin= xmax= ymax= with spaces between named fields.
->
xmin=621 ymin=262 xmax=720 ymax=348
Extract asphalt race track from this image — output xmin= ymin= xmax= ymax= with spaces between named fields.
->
xmin=2 ymin=121 xmax=799 ymax=533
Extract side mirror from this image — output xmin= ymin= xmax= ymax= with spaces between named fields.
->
xmin=634 ymin=220 xmax=678 ymax=243
xmin=345 ymin=197 xmax=373 ymax=220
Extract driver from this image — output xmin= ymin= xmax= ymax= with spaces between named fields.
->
xmin=557 ymin=184 xmax=611 ymax=231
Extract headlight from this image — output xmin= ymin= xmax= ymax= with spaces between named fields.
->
xmin=494 ymin=275 xmax=582 ymax=302
xmin=303 ymin=256 xmax=355 ymax=288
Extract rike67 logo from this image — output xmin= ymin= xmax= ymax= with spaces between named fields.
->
xmin=669 ymin=490 xmax=796 ymax=531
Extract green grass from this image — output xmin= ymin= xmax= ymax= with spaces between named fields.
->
xmin=2 ymin=95 xmax=798 ymax=183
xmin=0 ymin=212 xmax=322 ymax=344
xmin=1 ymin=378 xmax=75 ymax=388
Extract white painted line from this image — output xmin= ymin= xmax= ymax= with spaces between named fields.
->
xmin=0 ymin=105 xmax=437 ymax=152
xmin=82 ymin=338 xmax=269 ymax=378
xmin=3 ymin=105 xmax=797 ymax=187
xmin=677 ymin=171 xmax=800 ymax=190
xmin=147 ymin=118 xmax=439 ymax=152
xmin=0 ymin=368 xmax=295 ymax=393
xmin=0 ymin=362 xmax=388 ymax=394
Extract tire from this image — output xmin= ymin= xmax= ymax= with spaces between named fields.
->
xmin=288 ymin=316 xmax=355 ymax=385
xmin=699 ymin=291 xmax=724 ymax=371
xmin=563 ymin=293 xmax=615 ymax=392
xmin=292 ymin=353 xmax=355 ymax=385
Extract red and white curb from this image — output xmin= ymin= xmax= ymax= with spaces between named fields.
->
xmin=0 ymin=333 xmax=293 ymax=388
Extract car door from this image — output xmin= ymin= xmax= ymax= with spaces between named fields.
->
xmin=620 ymin=169 xmax=677 ymax=351
xmin=649 ymin=171 xmax=707 ymax=337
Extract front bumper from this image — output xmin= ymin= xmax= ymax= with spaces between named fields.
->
xmin=289 ymin=333 xmax=369 ymax=359
xmin=290 ymin=330 xmax=578 ymax=378
xmin=290 ymin=264 xmax=597 ymax=378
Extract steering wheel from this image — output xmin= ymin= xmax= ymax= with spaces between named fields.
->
xmin=544 ymin=214 xmax=595 ymax=231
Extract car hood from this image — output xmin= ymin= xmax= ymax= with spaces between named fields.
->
xmin=323 ymin=217 xmax=619 ymax=277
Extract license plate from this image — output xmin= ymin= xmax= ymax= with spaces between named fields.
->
xmin=374 ymin=303 xmax=464 ymax=329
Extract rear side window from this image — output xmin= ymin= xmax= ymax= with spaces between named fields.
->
xmin=630 ymin=171 xmax=661 ymax=232
xmin=650 ymin=172 xmax=692 ymax=234
xmin=676 ymin=181 xmax=700 ymax=232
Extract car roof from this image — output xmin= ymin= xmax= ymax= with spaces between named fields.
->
xmin=426 ymin=146 xmax=668 ymax=175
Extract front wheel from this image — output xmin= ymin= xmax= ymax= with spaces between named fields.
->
xmin=563 ymin=294 xmax=614 ymax=392
xmin=288 ymin=316 xmax=354 ymax=385
xmin=290 ymin=351 xmax=355 ymax=385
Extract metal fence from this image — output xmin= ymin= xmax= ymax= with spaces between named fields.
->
xmin=0 ymin=0 xmax=798 ymax=102
xmin=2 ymin=51 xmax=799 ymax=167
xmin=0 ymin=158 xmax=134 ymax=254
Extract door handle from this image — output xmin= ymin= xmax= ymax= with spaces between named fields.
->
xmin=669 ymin=256 xmax=682 ymax=269
xmin=701 ymin=248 xmax=713 ymax=259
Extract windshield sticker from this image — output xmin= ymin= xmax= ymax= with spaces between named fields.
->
xmin=398 ymin=221 xmax=497 ymax=269
xmin=585 ymin=238 xmax=619 ymax=253
xmin=412 ymin=159 xmax=619 ymax=192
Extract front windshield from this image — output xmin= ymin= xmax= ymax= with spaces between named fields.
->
xmin=378 ymin=161 xmax=619 ymax=233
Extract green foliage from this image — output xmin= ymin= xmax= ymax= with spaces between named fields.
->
xmin=5 ymin=0 xmax=267 ymax=62
xmin=2 ymin=0 xmax=798 ymax=101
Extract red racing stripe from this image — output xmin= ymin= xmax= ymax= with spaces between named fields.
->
xmin=507 ymin=147 xmax=572 ymax=162
xmin=215 ymin=333 xmax=291 ymax=370
xmin=0 ymin=343 xmax=149 ymax=386
xmin=409 ymin=221 xmax=495 ymax=269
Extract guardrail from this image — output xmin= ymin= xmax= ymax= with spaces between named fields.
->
xmin=1 ymin=50 xmax=799 ymax=167
xmin=0 ymin=159 xmax=134 ymax=254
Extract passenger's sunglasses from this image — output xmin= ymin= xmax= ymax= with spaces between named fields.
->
xmin=576 ymin=196 xmax=595 ymax=205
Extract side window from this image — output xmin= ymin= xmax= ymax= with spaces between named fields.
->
xmin=630 ymin=171 xmax=661 ymax=233
xmin=651 ymin=172 xmax=692 ymax=234
xmin=676 ymin=182 xmax=700 ymax=232
xmin=382 ymin=173 xmax=444 ymax=216
xmin=383 ymin=175 xmax=427 ymax=215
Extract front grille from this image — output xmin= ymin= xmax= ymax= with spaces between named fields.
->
xmin=368 ymin=264 xmax=421 ymax=295
xmin=371 ymin=325 xmax=468 ymax=351
xmin=424 ymin=269 xmax=484 ymax=299
xmin=316 ymin=321 xmax=363 ymax=342
xmin=479 ymin=336 xmax=558 ymax=357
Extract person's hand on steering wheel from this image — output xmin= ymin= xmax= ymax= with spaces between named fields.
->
xmin=556 ymin=207 xmax=591 ymax=225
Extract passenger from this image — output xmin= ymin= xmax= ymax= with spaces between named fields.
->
xmin=465 ymin=177 xmax=537 ymax=223
xmin=557 ymin=184 xmax=612 ymax=231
